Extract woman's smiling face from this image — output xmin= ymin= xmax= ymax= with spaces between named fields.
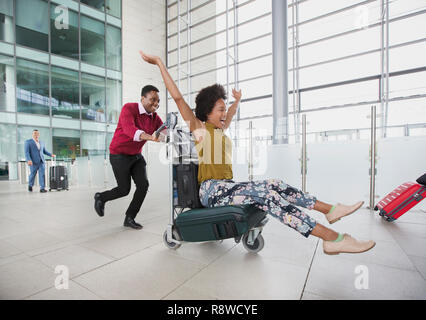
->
xmin=206 ymin=99 xmax=227 ymax=129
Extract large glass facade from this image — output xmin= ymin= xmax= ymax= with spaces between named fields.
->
xmin=167 ymin=0 xmax=426 ymax=142
xmin=0 ymin=0 xmax=122 ymax=180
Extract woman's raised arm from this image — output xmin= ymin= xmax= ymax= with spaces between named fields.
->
xmin=139 ymin=51 xmax=203 ymax=135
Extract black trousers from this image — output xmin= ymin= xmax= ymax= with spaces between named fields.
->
xmin=100 ymin=154 xmax=149 ymax=219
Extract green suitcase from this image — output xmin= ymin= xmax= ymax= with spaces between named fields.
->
xmin=175 ymin=204 xmax=267 ymax=242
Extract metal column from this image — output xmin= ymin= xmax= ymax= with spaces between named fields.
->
xmin=272 ymin=0 xmax=289 ymax=144
xmin=233 ymin=0 xmax=240 ymax=146
xmin=380 ymin=0 xmax=390 ymax=138
xmin=248 ymin=121 xmax=253 ymax=181
xmin=369 ymin=105 xmax=377 ymax=209
xmin=291 ymin=0 xmax=300 ymax=144
xmin=301 ymin=114 xmax=307 ymax=192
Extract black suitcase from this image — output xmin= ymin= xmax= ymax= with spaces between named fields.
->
xmin=49 ymin=166 xmax=68 ymax=191
xmin=174 ymin=162 xmax=202 ymax=209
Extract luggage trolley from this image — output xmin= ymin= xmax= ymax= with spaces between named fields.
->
xmin=157 ymin=113 xmax=269 ymax=253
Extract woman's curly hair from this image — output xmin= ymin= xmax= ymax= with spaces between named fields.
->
xmin=195 ymin=84 xmax=227 ymax=122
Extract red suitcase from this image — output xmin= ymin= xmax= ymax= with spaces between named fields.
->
xmin=374 ymin=174 xmax=426 ymax=222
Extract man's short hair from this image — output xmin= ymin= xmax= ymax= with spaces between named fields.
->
xmin=33 ymin=129 xmax=39 ymax=132
xmin=141 ymin=85 xmax=159 ymax=97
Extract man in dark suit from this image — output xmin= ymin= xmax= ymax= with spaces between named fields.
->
xmin=24 ymin=129 xmax=56 ymax=193
xmin=94 ymin=85 xmax=164 ymax=230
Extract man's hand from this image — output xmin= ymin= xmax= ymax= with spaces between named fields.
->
xmin=27 ymin=161 xmax=33 ymax=166
xmin=151 ymin=133 xmax=160 ymax=142
xmin=52 ymin=154 xmax=56 ymax=158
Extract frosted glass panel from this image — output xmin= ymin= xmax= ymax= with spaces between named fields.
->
xmin=75 ymin=156 xmax=90 ymax=186
xmin=90 ymin=155 xmax=106 ymax=187
xmin=307 ymin=141 xmax=371 ymax=205
xmin=145 ymin=143 xmax=169 ymax=197
xmin=376 ymin=136 xmax=426 ymax=211
xmin=254 ymin=143 xmax=302 ymax=189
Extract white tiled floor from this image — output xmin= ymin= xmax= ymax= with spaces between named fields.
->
xmin=1 ymin=181 xmax=425 ymax=300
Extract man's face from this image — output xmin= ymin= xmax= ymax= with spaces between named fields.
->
xmin=32 ymin=131 xmax=40 ymax=141
xmin=141 ymin=91 xmax=160 ymax=114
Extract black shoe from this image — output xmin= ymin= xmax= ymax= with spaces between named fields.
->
xmin=94 ymin=193 xmax=105 ymax=217
xmin=28 ymin=186 xmax=33 ymax=192
xmin=40 ymin=189 xmax=47 ymax=193
xmin=123 ymin=216 xmax=143 ymax=230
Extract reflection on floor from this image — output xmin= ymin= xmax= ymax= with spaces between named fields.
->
xmin=0 ymin=181 xmax=425 ymax=300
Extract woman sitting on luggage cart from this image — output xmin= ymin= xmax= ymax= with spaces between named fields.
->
xmin=140 ymin=50 xmax=375 ymax=255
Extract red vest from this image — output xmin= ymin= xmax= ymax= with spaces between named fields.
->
xmin=109 ymin=103 xmax=163 ymax=155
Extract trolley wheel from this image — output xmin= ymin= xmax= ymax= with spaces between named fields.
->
xmin=242 ymin=233 xmax=264 ymax=253
xmin=163 ymin=230 xmax=181 ymax=250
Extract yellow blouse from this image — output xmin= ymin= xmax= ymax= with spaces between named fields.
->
xmin=195 ymin=122 xmax=233 ymax=184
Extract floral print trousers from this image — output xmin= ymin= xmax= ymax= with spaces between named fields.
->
xmin=199 ymin=179 xmax=318 ymax=238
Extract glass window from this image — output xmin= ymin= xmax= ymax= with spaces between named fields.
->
xmin=0 ymin=54 xmax=15 ymax=112
xmin=238 ymin=75 xmax=272 ymax=101
xmin=81 ymin=0 xmax=105 ymax=12
xmin=389 ymin=41 xmax=426 ymax=73
xmin=81 ymin=72 xmax=106 ymax=122
xmin=17 ymin=126 xmax=51 ymax=161
xmin=389 ymin=71 xmax=426 ymax=99
xmin=52 ymin=128 xmax=80 ymax=160
xmin=238 ymin=55 xmax=272 ymax=82
xmin=105 ymin=0 xmax=121 ymax=18
xmin=299 ymin=51 xmax=381 ymax=88
xmin=81 ymin=130 xmax=106 ymax=156
xmin=0 ymin=0 xmax=14 ymax=43
xmin=306 ymin=105 xmax=371 ymax=134
xmin=298 ymin=26 xmax=380 ymax=67
xmin=15 ymin=0 xmax=49 ymax=52
xmin=234 ymin=117 xmax=273 ymax=140
xmin=298 ymin=1 xmax=381 ymax=45
xmin=106 ymin=78 xmax=122 ymax=123
xmin=239 ymin=97 xmax=272 ymax=119
xmin=16 ymin=58 xmax=50 ymax=116
xmin=301 ymin=80 xmax=378 ymax=111
xmin=389 ymin=14 xmax=426 ymax=46
xmin=106 ymin=24 xmax=121 ymax=71
xmin=0 ymin=122 xmax=16 ymax=161
xmin=50 ymin=4 xmax=79 ymax=60
xmin=387 ymin=97 xmax=426 ymax=127
xmin=51 ymin=66 xmax=80 ymax=119
xmin=81 ymin=15 xmax=105 ymax=67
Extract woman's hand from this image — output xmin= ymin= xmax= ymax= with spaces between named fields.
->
xmin=139 ymin=50 xmax=161 ymax=65
xmin=232 ymin=88 xmax=242 ymax=102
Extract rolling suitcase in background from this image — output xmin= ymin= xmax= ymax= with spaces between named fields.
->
xmin=49 ymin=161 xmax=69 ymax=191
xmin=374 ymin=173 xmax=426 ymax=222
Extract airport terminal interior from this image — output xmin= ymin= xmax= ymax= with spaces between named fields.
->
xmin=0 ymin=0 xmax=426 ymax=300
